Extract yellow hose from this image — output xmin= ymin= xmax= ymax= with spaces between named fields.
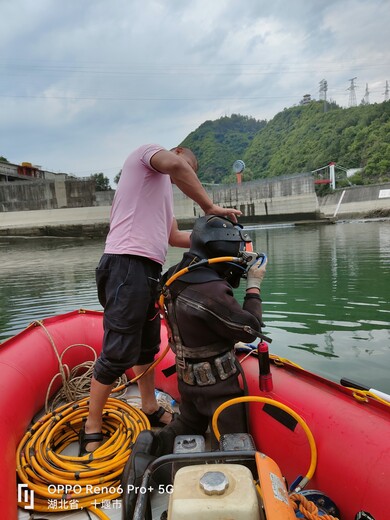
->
xmin=16 ymin=396 xmax=150 ymax=519
xmin=112 ymin=343 xmax=171 ymax=391
xmin=211 ymin=396 xmax=317 ymax=489
xmin=158 ymin=256 xmax=239 ymax=309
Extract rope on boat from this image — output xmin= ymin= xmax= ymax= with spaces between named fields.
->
xmin=349 ymin=388 xmax=390 ymax=406
xmin=237 ymin=343 xmax=390 ymax=409
xmin=16 ymin=396 xmax=150 ymax=520
xmin=16 ymin=315 xmax=176 ymax=519
xmin=32 ymin=320 xmax=128 ymax=412
xmin=33 ymin=314 xmax=171 ymax=411
xmin=289 ymin=493 xmax=339 ymax=520
xmin=16 ymin=319 xmax=164 ymax=519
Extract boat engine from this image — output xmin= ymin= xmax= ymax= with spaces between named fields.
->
xmin=168 ymin=463 xmax=262 ymax=520
xmin=167 ymin=433 xmax=297 ymax=520
xmin=128 ymin=432 xmax=342 ymax=520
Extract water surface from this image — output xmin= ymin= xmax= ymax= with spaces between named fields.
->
xmin=1 ymin=221 xmax=389 ymax=394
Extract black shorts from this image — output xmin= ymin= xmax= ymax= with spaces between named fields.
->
xmin=93 ymin=253 xmax=162 ymax=385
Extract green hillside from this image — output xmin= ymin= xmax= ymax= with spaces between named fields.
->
xmin=181 ymin=101 xmax=390 ymax=185
xmin=180 ymin=114 xmax=266 ymax=184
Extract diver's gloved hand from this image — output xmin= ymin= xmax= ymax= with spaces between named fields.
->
xmin=246 ymin=256 xmax=267 ymax=290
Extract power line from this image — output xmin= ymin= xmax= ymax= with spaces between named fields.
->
xmin=0 ymin=93 xmax=306 ymax=102
xmin=0 ymin=59 xmax=388 ymax=77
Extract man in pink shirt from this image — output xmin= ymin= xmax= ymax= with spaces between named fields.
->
xmin=80 ymin=144 xmax=241 ymax=454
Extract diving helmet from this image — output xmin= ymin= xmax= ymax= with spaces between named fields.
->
xmin=190 ymin=215 xmax=252 ymax=259
xmin=189 ymin=215 xmax=253 ymax=287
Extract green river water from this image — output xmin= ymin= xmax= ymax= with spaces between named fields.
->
xmin=1 ymin=220 xmax=389 ymax=394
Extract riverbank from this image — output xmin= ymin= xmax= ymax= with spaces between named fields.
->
xmin=1 ymin=206 xmax=389 ymax=238
xmin=0 ymin=206 xmax=334 ymax=238
xmin=1 ymin=179 xmax=390 ymax=237
xmin=0 ymin=206 xmax=111 ymax=237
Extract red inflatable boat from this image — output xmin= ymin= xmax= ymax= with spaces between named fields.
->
xmin=1 ymin=309 xmax=389 ymax=520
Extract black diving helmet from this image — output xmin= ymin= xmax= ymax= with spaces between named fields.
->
xmin=189 ymin=215 xmax=254 ymax=287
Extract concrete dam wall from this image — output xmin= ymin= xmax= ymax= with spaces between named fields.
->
xmin=0 ymin=178 xmax=96 ymax=212
xmin=209 ymin=173 xmax=317 ymax=222
xmin=318 ymin=183 xmax=390 ymax=219
xmin=1 ymin=174 xmax=389 ymax=237
xmin=0 ymin=172 xmax=319 ymax=220
xmin=173 ymin=173 xmax=319 ymax=224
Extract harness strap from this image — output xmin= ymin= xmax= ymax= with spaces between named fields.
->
xmin=177 ymin=351 xmax=238 ymax=386
xmin=165 ymin=289 xmax=186 ymax=367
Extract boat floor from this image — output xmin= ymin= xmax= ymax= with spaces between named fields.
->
xmin=17 ymin=384 xmax=179 ymax=520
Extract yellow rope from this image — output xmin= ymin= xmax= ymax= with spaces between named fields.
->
xmin=270 ymin=353 xmax=304 ymax=369
xmin=240 ymin=345 xmax=390 ymax=409
xmin=350 ymin=388 xmax=390 ymax=407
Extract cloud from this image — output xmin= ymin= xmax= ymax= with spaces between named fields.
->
xmin=0 ymin=0 xmax=389 ymax=184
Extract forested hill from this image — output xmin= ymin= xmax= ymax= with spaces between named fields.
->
xmin=180 ymin=101 xmax=390 ymax=185
xmin=180 ymin=114 xmax=266 ymax=184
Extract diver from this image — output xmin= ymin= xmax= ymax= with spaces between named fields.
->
xmin=156 ymin=214 xmax=267 ymax=453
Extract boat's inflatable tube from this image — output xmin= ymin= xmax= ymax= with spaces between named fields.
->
xmin=1 ymin=309 xmax=390 ymax=520
xmin=241 ymin=360 xmax=390 ymax=520
xmin=0 ymin=310 xmax=105 ymax=519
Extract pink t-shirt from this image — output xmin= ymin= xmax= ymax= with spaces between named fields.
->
xmin=104 ymin=144 xmax=174 ymax=265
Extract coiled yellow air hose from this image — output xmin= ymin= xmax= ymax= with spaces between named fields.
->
xmin=17 ymin=396 xmax=150 ymax=519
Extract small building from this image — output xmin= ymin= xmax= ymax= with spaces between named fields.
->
xmin=300 ymin=94 xmax=312 ymax=105
xmin=0 ymin=161 xmax=71 ymax=183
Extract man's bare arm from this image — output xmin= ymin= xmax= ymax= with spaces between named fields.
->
xmin=169 ymin=218 xmax=191 ymax=248
xmin=151 ymin=150 xmax=241 ymax=222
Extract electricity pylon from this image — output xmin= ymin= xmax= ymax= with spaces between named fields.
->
xmin=347 ymin=77 xmax=357 ymax=107
xmin=362 ymin=83 xmax=370 ymax=105
xmin=319 ymin=79 xmax=328 ymax=112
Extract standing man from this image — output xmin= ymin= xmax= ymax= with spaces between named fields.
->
xmin=80 ymin=144 xmax=241 ymax=455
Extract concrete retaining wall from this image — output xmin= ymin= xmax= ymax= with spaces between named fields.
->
xmin=0 ymin=178 xmax=96 ymax=212
xmin=1 ymin=175 xmax=390 ymax=237
xmin=175 ymin=173 xmax=319 ymax=222
xmin=0 ymin=206 xmax=111 ymax=237
xmin=95 ymin=191 xmax=115 ymax=206
xmin=318 ymin=183 xmax=390 ymax=219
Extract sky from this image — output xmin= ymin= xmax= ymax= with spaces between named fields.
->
xmin=1 ymin=0 xmax=389 ymax=186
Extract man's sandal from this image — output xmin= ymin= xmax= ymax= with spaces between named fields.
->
xmin=143 ymin=406 xmax=177 ymax=427
xmin=78 ymin=427 xmax=104 ymax=457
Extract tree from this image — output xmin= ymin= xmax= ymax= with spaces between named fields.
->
xmin=114 ymin=170 xmax=122 ymax=185
xmin=0 ymin=156 xmax=9 ymax=163
xmin=90 ymin=172 xmax=111 ymax=191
